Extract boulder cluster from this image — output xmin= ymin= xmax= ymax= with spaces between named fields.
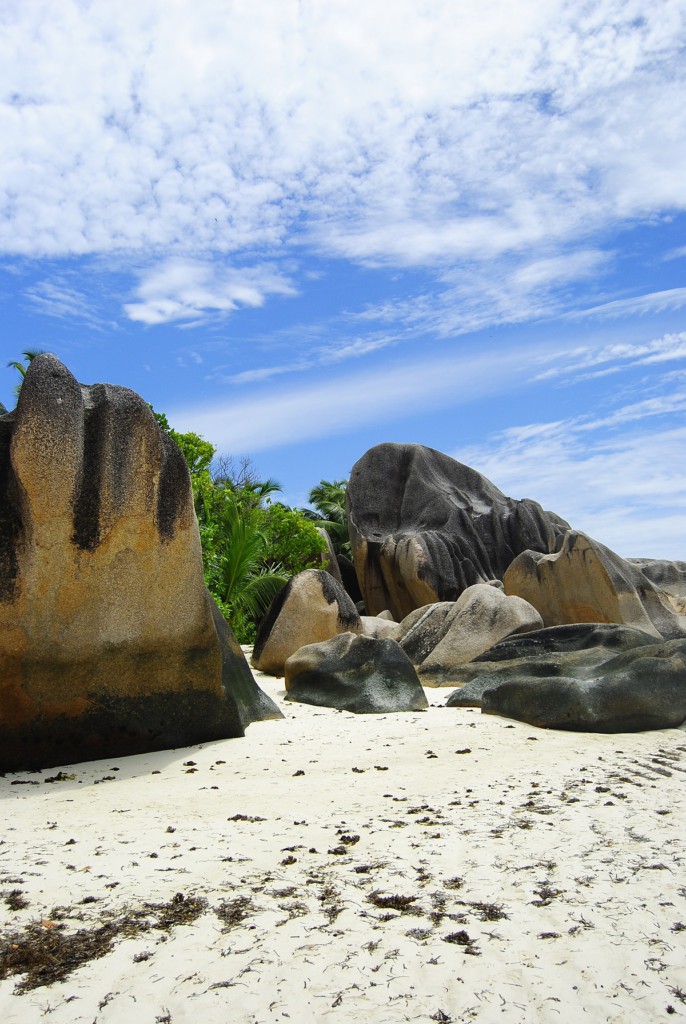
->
xmin=2 ymin=359 xmax=684 ymax=766
xmin=254 ymin=442 xmax=686 ymax=733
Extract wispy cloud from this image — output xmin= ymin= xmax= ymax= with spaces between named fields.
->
xmin=170 ymin=342 xmax=541 ymax=453
xmin=222 ymin=362 xmax=313 ymax=385
xmin=455 ymin=414 xmax=686 ymax=559
xmin=24 ymin=277 xmax=105 ymax=328
xmin=532 ymin=331 xmax=686 ymax=384
xmin=570 ymin=287 xmax=686 ymax=321
xmin=123 ymin=259 xmax=296 ymax=325
xmin=207 ymin=329 xmax=402 ymax=385
xmin=350 ymin=247 xmax=615 ymax=340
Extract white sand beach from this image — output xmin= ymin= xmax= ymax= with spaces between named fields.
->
xmin=2 ymin=659 xmax=686 ymax=1024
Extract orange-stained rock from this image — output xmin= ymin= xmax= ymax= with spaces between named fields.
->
xmin=0 ymin=355 xmax=281 ymax=771
xmin=251 ymin=569 xmax=362 ymax=676
xmin=503 ymin=531 xmax=686 ymax=641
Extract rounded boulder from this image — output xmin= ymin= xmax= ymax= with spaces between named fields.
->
xmin=284 ymin=632 xmax=429 ymax=714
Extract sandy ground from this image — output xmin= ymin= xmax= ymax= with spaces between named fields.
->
xmin=1 ymin=656 xmax=686 ymax=1024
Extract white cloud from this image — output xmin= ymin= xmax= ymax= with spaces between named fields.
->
xmin=510 ymin=250 xmax=609 ymax=290
xmin=123 ymin=259 xmax=296 ymax=325
xmin=24 ymin=277 xmax=104 ymax=327
xmin=454 ymin=416 xmax=686 ymax=559
xmin=0 ymin=0 xmax=684 ymax=279
xmin=533 ymin=330 xmax=686 ymax=382
xmin=570 ymin=287 xmax=686 ymax=320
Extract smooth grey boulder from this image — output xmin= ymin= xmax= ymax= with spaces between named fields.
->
xmin=504 ymin=531 xmax=686 ymax=640
xmin=284 ymin=632 xmax=429 ymax=714
xmin=405 ymin=585 xmax=543 ymax=685
xmin=445 ymin=623 xmax=659 ymax=708
xmin=443 ymin=623 xmax=686 ymax=732
xmin=399 ymin=603 xmax=456 ymax=663
xmin=252 ymin=569 xmax=361 ymax=676
xmin=477 ymin=639 xmax=686 ymax=732
xmin=347 ymin=443 xmax=570 ymax=619
xmin=359 ymin=615 xmax=404 ymax=640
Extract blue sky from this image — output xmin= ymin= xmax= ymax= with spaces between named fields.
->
xmin=1 ymin=0 xmax=685 ymax=558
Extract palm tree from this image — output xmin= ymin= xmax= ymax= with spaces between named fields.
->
xmin=305 ymin=478 xmax=351 ymax=557
xmin=203 ymin=495 xmax=288 ymax=642
xmin=7 ymin=349 xmax=46 ymax=399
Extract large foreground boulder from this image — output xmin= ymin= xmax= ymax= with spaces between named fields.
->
xmin=347 ymin=443 xmax=570 ymax=619
xmin=284 ymin=633 xmax=428 ymax=714
xmin=504 ymin=532 xmax=686 ymax=640
xmin=401 ymin=584 xmax=543 ymax=685
xmin=0 ymin=355 xmax=281 ymax=771
xmin=251 ymin=569 xmax=362 ymax=676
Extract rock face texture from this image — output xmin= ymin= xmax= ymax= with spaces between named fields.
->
xmin=347 ymin=443 xmax=570 ymax=620
xmin=0 ymin=355 xmax=280 ymax=771
xmin=284 ymin=633 xmax=428 ymax=714
xmin=445 ymin=623 xmax=659 ymax=706
xmin=504 ymin=532 xmax=686 ymax=641
xmin=359 ymin=615 xmax=404 ymax=641
xmin=251 ymin=569 xmax=362 ymax=676
xmin=478 ymin=640 xmax=686 ymax=733
xmin=399 ymin=603 xmax=456 ymax=665
xmin=401 ymin=585 xmax=543 ymax=685
xmin=629 ymin=559 xmax=686 ymax=615
xmin=444 ymin=624 xmax=686 ymax=732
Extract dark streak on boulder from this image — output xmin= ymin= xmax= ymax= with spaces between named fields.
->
xmin=156 ymin=429 xmax=193 ymax=542
xmin=0 ymin=413 xmax=22 ymax=602
xmin=252 ymin=569 xmax=361 ymax=676
xmin=347 ymin=443 xmax=570 ymax=620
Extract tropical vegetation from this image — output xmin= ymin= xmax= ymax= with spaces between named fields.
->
xmin=153 ymin=412 xmax=327 ymax=643
xmin=303 ymin=478 xmax=351 ymax=558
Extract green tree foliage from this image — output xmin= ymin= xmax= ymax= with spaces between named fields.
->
xmin=260 ymin=502 xmax=328 ymax=577
xmin=199 ymin=494 xmax=290 ymax=644
xmin=152 ymin=410 xmax=215 ymax=502
xmin=154 ymin=409 xmax=325 ymax=643
xmin=305 ymin=478 xmax=351 ymax=557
